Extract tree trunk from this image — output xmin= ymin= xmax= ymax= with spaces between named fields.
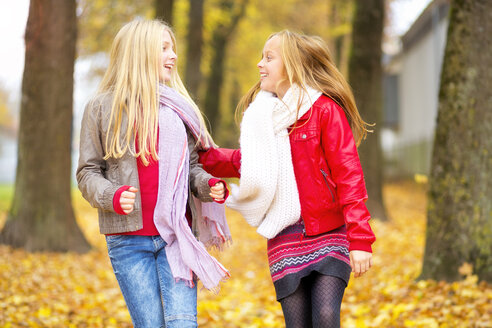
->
xmin=348 ymin=0 xmax=388 ymax=221
xmin=0 ymin=0 xmax=90 ymax=253
xmin=185 ymin=0 xmax=204 ymax=100
xmin=203 ymin=0 xmax=248 ymax=135
xmin=420 ymin=0 xmax=492 ymax=282
xmin=327 ymin=0 xmax=353 ymax=76
xmin=155 ymin=0 xmax=174 ymax=25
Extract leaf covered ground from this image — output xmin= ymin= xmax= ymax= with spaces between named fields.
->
xmin=0 ymin=181 xmax=491 ymax=327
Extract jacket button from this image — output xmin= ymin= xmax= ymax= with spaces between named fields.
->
xmin=302 ymin=134 xmax=307 ymax=139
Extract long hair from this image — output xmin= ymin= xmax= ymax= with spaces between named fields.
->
xmin=237 ymin=30 xmax=370 ymax=145
xmin=97 ymin=19 xmax=212 ymax=165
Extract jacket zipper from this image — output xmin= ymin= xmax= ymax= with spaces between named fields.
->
xmin=320 ymin=168 xmax=335 ymax=203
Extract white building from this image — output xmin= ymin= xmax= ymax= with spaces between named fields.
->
xmin=383 ymin=0 xmax=450 ymax=178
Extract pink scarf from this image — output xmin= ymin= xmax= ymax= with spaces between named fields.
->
xmin=153 ymin=84 xmax=231 ymax=291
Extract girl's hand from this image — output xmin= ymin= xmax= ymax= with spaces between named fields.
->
xmin=120 ymin=187 xmax=138 ymax=214
xmin=349 ymin=250 xmax=372 ymax=278
xmin=209 ymin=182 xmax=225 ymax=202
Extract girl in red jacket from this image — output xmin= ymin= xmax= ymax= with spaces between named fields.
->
xmin=199 ymin=30 xmax=376 ymax=328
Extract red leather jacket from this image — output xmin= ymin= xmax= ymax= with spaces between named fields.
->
xmin=199 ymin=95 xmax=375 ymax=252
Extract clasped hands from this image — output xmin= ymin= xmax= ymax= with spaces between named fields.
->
xmin=119 ymin=182 xmax=226 ymax=214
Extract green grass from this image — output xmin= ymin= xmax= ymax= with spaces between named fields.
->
xmin=0 ymin=186 xmax=88 ymax=213
xmin=0 ymin=184 xmax=13 ymax=212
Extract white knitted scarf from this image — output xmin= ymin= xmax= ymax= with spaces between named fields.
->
xmin=226 ymin=84 xmax=322 ymax=239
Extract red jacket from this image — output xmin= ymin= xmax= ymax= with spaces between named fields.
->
xmin=199 ymin=95 xmax=375 ymax=252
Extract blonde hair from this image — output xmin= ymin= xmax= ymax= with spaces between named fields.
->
xmin=98 ymin=19 xmax=212 ymax=165
xmin=237 ymin=30 xmax=370 ymax=145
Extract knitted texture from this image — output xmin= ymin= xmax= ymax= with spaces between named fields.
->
xmin=226 ymin=85 xmax=322 ymax=239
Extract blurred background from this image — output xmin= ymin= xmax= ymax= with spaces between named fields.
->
xmin=0 ymin=0 xmax=435 ymax=184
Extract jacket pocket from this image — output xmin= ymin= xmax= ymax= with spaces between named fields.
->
xmin=320 ymin=168 xmax=336 ymax=203
xmin=105 ymin=234 xmax=127 ymax=250
xmin=293 ymin=129 xmax=317 ymax=142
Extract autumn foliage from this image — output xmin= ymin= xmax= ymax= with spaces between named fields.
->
xmin=0 ymin=181 xmax=491 ymax=327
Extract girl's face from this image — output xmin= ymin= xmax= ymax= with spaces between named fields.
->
xmin=159 ymin=30 xmax=177 ymax=83
xmin=257 ymin=36 xmax=290 ymax=98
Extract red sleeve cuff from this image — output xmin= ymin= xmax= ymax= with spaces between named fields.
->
xmin=113 ymin=185 xmax=131 ymax=215
xmin=208 ymin=178 xmax=229 ymax=204
xmin=348 ymin=240 xmax=373 ymax=253
xmin=232 ymin=149 xmax=241 ymax=177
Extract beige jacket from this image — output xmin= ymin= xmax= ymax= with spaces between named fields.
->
xmin=76 ymin=92 xmax=215 ymax=235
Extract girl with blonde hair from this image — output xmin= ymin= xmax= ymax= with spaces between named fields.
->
xmin=199 ymin=30 xmax=376 ymax=327
xmin=77 ymin=19 xmax=230 ymax=328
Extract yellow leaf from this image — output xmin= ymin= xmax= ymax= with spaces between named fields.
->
xmin=354 ymin=304 xmax=371 ymax=316
xmin=417 ymin=280 xmax=428 ymax=289
xmin=75 ymin=286 xmax=85 ymax=294
xmin=414 ymin=173 xmax=428 ymax=184
xmin=36 ymin=307 xmax=51 ymax=318
xmin=11 ymin=295 xmax=23 ymax=305
xmin=355 ymin=317 xmax=368 ymax=328
xmin=392 ymin=303 xmax=409 ymax=320
xmin=458 ymin=262 xmax=473 ymax=276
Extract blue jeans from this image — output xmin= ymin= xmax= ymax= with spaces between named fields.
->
xmin=106 ymin=235 xmax=197 ymax=328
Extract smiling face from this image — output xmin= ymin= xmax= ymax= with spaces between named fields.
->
xmin=159 ymin=30 xmax=177 ymax=83
xmin=257 ymin=36 xmax=290 ymax=98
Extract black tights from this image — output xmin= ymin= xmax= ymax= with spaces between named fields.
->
xmin=279 ymin=273 xmax=346 ymax=328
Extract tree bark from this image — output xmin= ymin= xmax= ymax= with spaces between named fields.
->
xmin=185 ymin=0 xmax=204 ymax=100
xmin=155 ymin=0 xmax=174 ymax=25
xmin=420 ymin=0 xmax=492 ymax=282
xmin=0 ymin=0 xmax=90 ymax=252
xmin=348 ymin=0 xmax=388 ymax=221
xmin=327 ymin=0 xmax=353 ymax=76
xmin=203 ymin=0 xmax=248 ymax=135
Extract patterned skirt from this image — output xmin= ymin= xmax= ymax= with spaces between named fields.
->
xmin=267 ymin=220 xmax=352 ymax=300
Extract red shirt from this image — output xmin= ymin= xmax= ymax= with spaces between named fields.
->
xmin=112 ymin=134 xmax=228 ymax=236
xmin=112 ymin=137 xmax=160 ymax=236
